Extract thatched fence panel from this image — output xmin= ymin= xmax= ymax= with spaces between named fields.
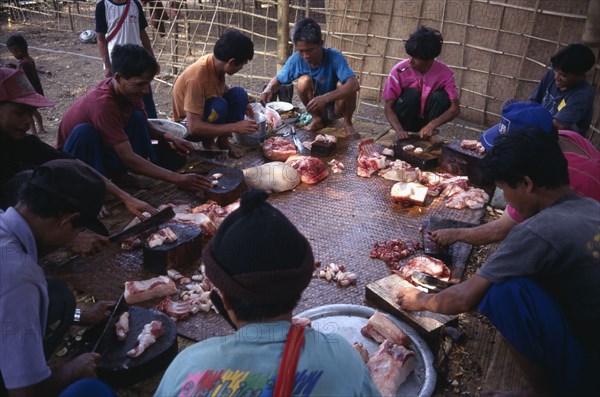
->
xmin=2 ymin=0 xmax=599 ymax=146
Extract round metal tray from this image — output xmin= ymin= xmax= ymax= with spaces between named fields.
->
xmin=296 ymin=304 xmax=436 ymax=397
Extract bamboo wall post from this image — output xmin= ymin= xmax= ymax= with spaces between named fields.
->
xmin=277 ymin=0 xmax=290 ymax=73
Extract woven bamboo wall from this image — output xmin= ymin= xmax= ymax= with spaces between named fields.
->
xmin=3 ymin=0 xmax=600 ymax=144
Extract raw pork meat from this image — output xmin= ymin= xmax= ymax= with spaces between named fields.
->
xmin=155 ymin=296 xmax=196 ymax=321
xmin=121 ymin=236 xmax=143 ymax=251
xmin=361 ymin=311 xmax=411 ymax=347
xmin=285 ymin=156 xmax=329 ymax=184
xmin=367 ymin=340 xmax=416 ymax=396
xmin=390 ymin=182 xmax=429 ymax=206
xmin=243 ymin=162 xmax=301 ymax=193
xmin=394 ymin=255 xmax=451 ymax=284
xmin=379 ymin=160 xmax=421 ymax=182
xmin=147 ymin=227 xmax=178 ymax=248
xmin=302 ymin=134 xmax=337 ymax=150
xmin=357 ymin=139 xmax=388 ymax=177
xmin=115 ymin=312 xmax=129 ymax=341
xmin=173 ymin=212 xmax=217 ymax=237
xmin=370 ymin=239 xmax=417 ymax=269
xmin=445 ymin=188 xmax=489 ymax=209
xmin=460 ymin=139 xmax=485 ymax=155
xmin=192 ymin=200 xmax=240 ymax=229
xmin=126 ymin=320 xmax=164 ymax=358
xmin=263 ymin=137 xmax=297 ymax=161
xmin=124 ymin=275 xmax=178 ymax=304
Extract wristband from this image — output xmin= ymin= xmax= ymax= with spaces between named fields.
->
xmin=73 ymin=308 xmax=82 ymax=324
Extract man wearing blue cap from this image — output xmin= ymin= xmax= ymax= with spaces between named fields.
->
xmin=398 ymin=129 xmax=600 ymax=396
xmin=431 ymin=101 xmax=600 ymax=247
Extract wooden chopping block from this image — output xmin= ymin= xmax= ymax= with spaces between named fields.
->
xmin=204 ymin=167 xmax=247 ymax=206
xmin=365 ymin=274 xmax=457 ymax=351
xmin=439 ymin=140 xmax=495 ymax=197
xmin=143 ymin=222 xmax=202 ymax=274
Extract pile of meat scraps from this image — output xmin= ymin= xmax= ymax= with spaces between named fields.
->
xmin=357 ymin=139 xmax=388 ymax=177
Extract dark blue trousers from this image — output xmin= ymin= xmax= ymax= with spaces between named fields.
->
xmin=62 ymin=110 xmax=185 ymax=177
xmin=59 ymin=379 xmax=117 ymax=397
xmin=479 ymin=277 xmax=599 ymax=396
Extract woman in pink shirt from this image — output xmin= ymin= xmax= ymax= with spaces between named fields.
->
xmin=383 ymin=26 xmax=460 ymax=139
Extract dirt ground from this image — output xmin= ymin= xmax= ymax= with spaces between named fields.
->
xmin=1 ymin=23 xmax=522 ymax=397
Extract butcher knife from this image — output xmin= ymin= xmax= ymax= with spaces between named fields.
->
xmin=411 ymin=271 xmax=453 ymax=293
xmin=92 ymin=293 xmax=126 ymax=354
xmin=291 ymin=126 xmax=308 ymax=155
xmin=108 ymin=207 xmax=175 ymax=243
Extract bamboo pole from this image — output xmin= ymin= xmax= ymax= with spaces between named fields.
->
xmin=276 ymin=0 xmax=289 ymax=73
xmin=515 ymin=0 xmax=540 ymax=101
xmin=482 ymin=0 xmax=506 ymax=119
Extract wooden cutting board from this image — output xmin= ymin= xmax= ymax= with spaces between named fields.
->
xmin=365 ymin=274 xmax=457 ymax=348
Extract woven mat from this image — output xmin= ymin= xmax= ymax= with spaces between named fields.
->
xmin=46 ymin=129 xmax=484 ymax=342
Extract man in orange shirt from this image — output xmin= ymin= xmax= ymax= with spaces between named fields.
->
xmin=172 ymin=29 xmax=258 ymax=158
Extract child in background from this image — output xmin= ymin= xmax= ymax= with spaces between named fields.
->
xmin=6 ymin=35 xmax=48 ymax=134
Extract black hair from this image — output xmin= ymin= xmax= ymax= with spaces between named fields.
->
xmin=405 ymin=26 xmax=443 ymax=60
xmin=550 ymin=43 xmax=596 ymax=75
xmin=292 ymin=18 xmax=322 ymax=45
xmin=6 ymin=35 xmax=27 ymax=50
xmin=111 ymin=44 xmax=158 ymax=79
xmin=226 ymin=295 xmax=301 ymax=323
xmin=19 ymin=182 xmax=86 ymax=228
xmin=213 ymin=29 xmax=254 ymax=66
xmin=479 ymin=127 xmax=569 ymax=189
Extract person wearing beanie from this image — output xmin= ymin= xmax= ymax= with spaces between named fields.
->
xmin=431 ymin=101 xmax=600 ymax=247
xmin=155 ymin=190 xmax=381 ymax=397
xmin=382 ymin=26 xmax=460 ymax=140
xmin=398 ymin=130 xmax=600 ymax=396
xmin=0 ymin=160 xmax=117 ymax=397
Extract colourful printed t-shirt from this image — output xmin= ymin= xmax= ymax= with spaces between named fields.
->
xmin=507 ymin=129 xmax=600 ymax=223
xmin=382 ymin=59 xmax=459 ymax=118
xmin=529 ymin=68 xmax=594 ymax=136
xmin=57 ymin=78 xmax=144 ymax=148
xmin=276 ymin=47 xmax=356 ymax=96
xmin=154 ymin=321 xmax=382 ymax=397
xmin=171 ymin=54 xmax=225 ymax=122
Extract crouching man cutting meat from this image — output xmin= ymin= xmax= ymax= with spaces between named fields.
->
xmin=0 ymin=160 xmax=117 ymax=397
xmin=155 ymin=190 xmax=381 ymax=396
xmin=397 ymin=128 xmax=600 ymax=396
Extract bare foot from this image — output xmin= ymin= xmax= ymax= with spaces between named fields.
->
xmin=217 ymin=137 xmax=245 ymax=159
xmin=344 ymin=124 xmax=360 ymax=139
xmin=306 ymin=117 xmax=325 ymax=132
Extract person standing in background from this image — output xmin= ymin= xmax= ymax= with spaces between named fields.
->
xmin=6 ymin=35 xmax=48 ymax=135
xmin=96 ymin=0 xmax=158 ymax=118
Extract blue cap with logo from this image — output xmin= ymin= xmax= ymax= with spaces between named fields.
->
xmin=480 ymin=102 xmax=554 ymax=150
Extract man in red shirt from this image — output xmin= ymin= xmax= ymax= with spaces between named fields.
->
xmin=58 ymin=44 xmax=211 ymax=193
